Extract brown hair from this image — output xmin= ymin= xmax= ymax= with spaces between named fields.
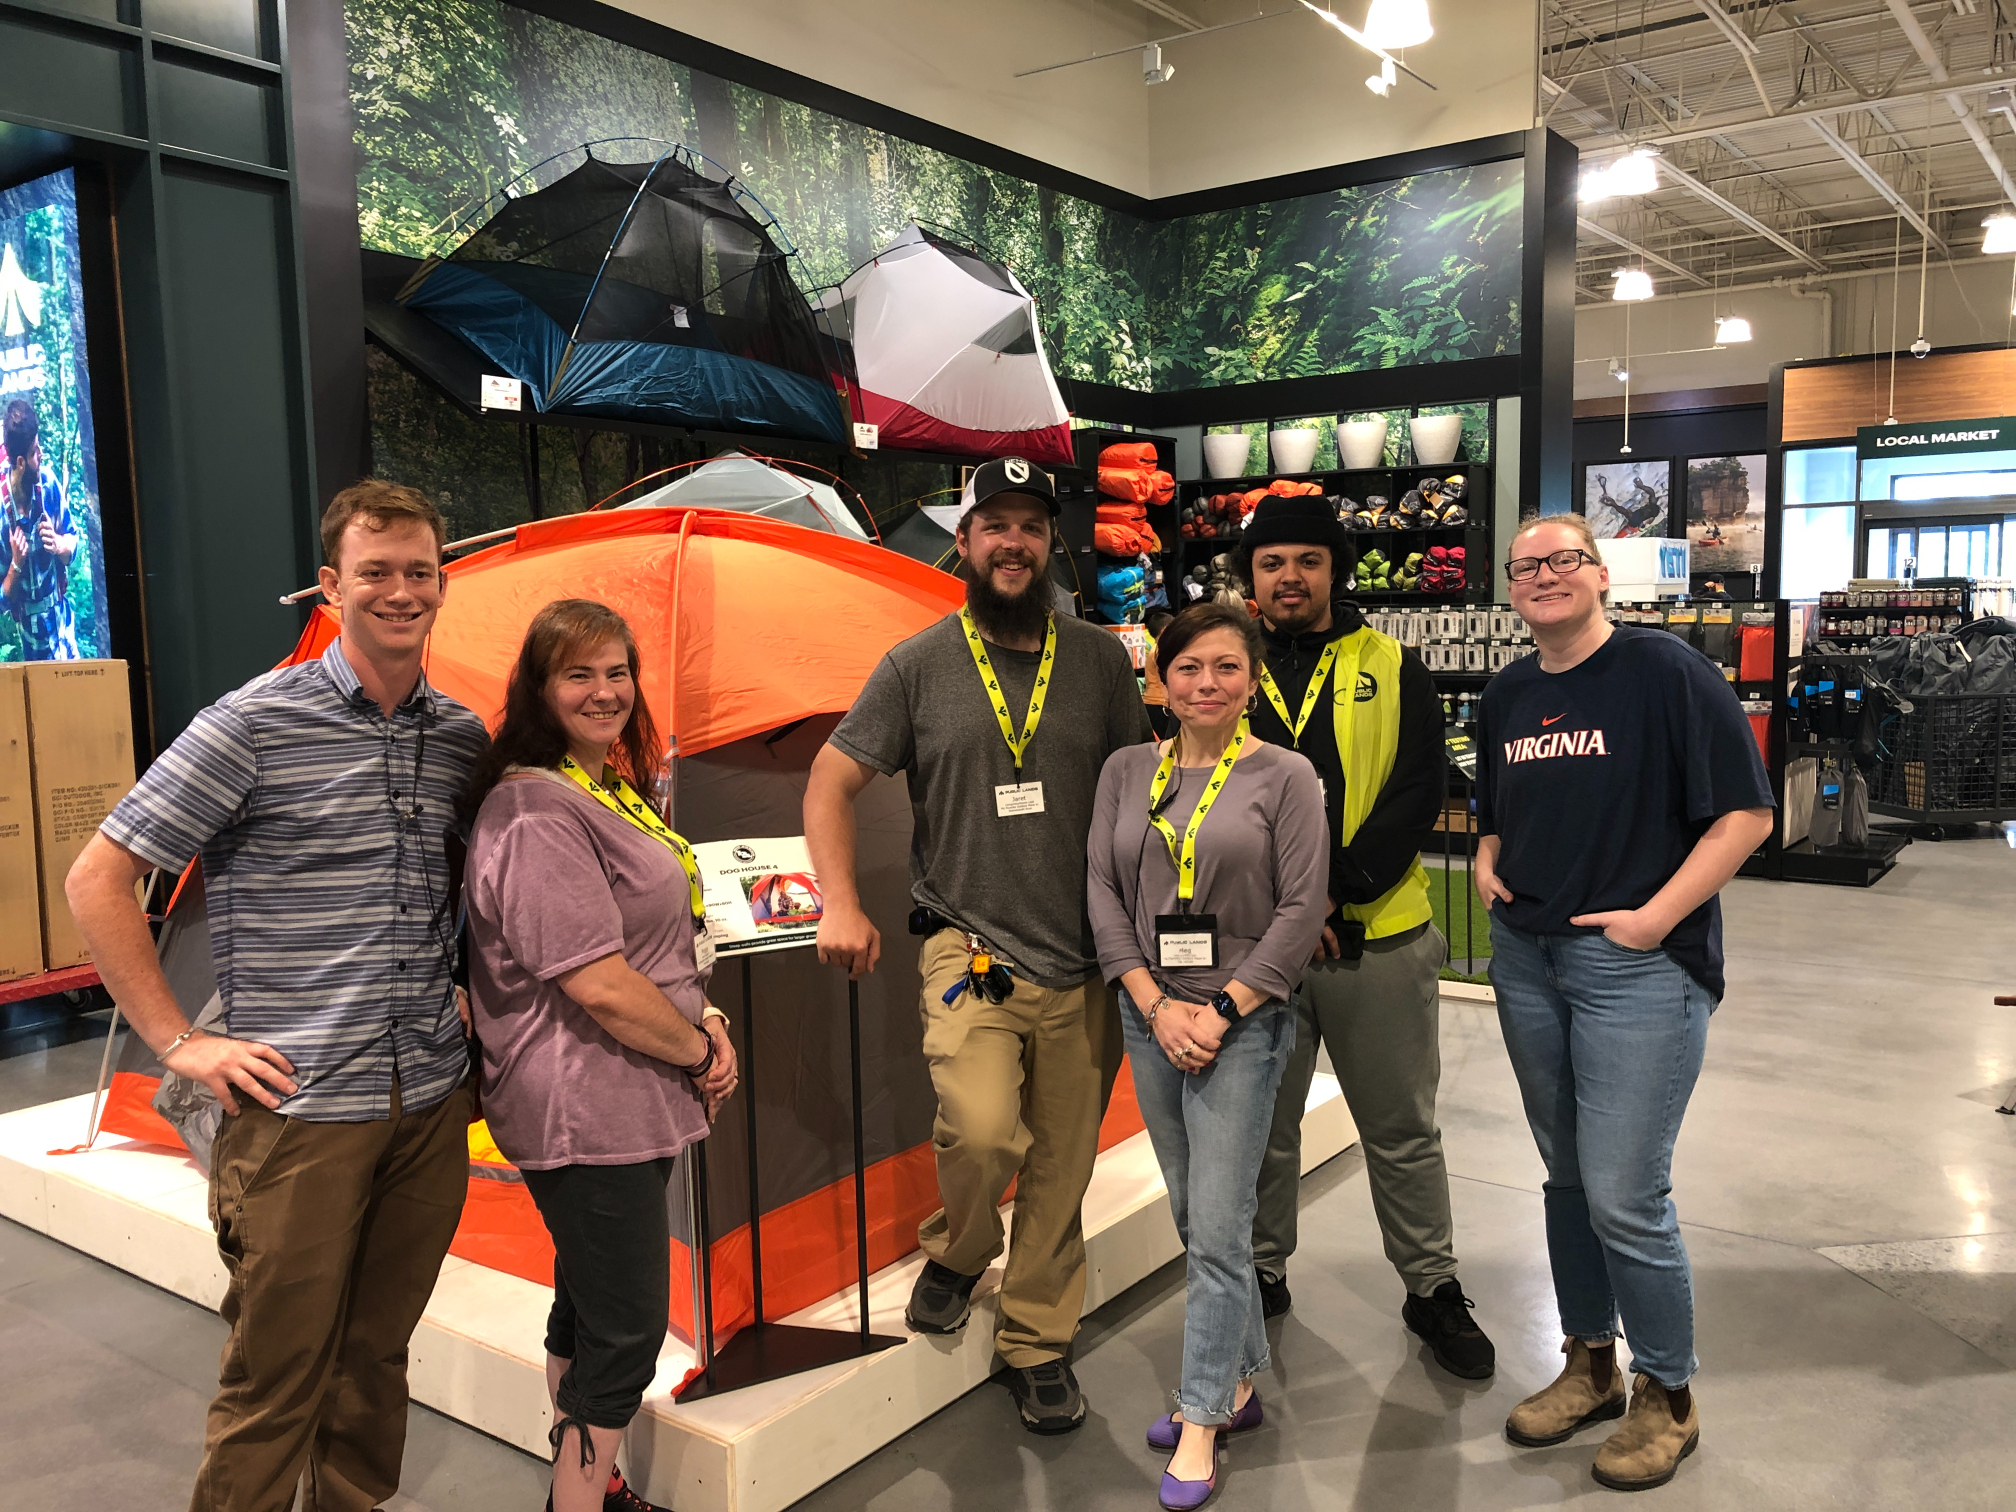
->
xmin=461 ymin=600 xmax=665 ymax=825
xmin=1154 ymin=601 xmax=1265 ymax=683
xmin=320 ymin=479 xmax=447 ymax=568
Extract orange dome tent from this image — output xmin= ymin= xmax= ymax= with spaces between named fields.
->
xmin=103 ymin=505 xmax=1148 ymax=1365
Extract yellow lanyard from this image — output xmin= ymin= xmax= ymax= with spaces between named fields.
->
xmin=959 ymin=606 xmax=1056 ymax=779
xmin=557 ymin=756 xmax=705 ymax=922
xmin=1257 ymin=640 xmax=1339 ymax=748
xmin=1147 ymin=718 xmax=1247 ymax=907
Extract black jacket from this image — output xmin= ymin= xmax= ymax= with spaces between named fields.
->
xmin=1248 ymin=600 xmax=1446 ymax=907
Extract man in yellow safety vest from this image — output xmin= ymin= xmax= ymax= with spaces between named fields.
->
xmin=1236 ymin=494 xmax=1496 ymax=1381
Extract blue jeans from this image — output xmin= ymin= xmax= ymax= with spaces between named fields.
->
xmin=1121 ymin=988 xmax=1294 ymax=1425
xmin=1487 ymin=917 xmax=1713 ymax=1388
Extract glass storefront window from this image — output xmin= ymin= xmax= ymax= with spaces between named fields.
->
xmin=1784 ymin=446 xmax=1856 ymax=504
xmin=1860 ymin=447 xmax=2016 ymax=501
xmin=1892 ymin=469 xmax=2016 ymax=502
xmin=1782 ymin=503 xmax=1856 ymax=598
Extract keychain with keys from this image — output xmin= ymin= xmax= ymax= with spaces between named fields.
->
xmin=941 ymin=934 xmax=1014 ymax=1006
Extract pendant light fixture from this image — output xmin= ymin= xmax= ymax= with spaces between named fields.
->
xmin=1715 ymin=315 xmax=1752 ymax=343
xmin=1361 ymin=0 xmax=1433 ymax=50
xmin=1612 ymin=267 xmax=1654 ymax=302
xmin=1983 ymin=212 xmax=2016 ymax=254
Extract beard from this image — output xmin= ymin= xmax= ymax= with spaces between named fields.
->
xmin=964 ymin=546 xmax=1054 ymax=643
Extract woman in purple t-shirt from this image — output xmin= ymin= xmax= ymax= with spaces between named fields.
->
xmin=463 ymin=599 xmax=737 ymax=1512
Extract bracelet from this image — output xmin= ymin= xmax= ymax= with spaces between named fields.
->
xmin=1144 ymin=993 xmax=1169 ymax=1023
xmin=678 ymin=1039 xmax=716 ymax=1080
xmin=164 ymin=1025 xmax=204 ymax=1057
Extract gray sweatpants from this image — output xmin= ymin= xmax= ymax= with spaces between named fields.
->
xmin=1251 ymin=921 xmax=1458 ymax=1298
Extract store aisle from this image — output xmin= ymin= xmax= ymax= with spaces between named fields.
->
xmin=3 ymin=834 xmax=2013 ymax=1509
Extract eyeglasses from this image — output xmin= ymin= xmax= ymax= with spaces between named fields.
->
xmin=1506 ymin=549 xmax=1598 ymax=583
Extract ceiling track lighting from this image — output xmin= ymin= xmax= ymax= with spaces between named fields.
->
xmin=1294 ymin=2 xmax=1439 ymax=95
xmin=1361 ymin=0 xmax=1433 ymax=49
xmin=1608 ymin=356 xmax=1630 ymax=382
xmin=1141 ymin=42 xmax=1174 ymax=85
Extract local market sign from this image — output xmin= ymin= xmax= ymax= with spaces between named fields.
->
xmin=1857 ymin=416 xmax=2016 ymax=459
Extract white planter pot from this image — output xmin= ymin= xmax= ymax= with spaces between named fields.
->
xmin=1203 ymin=432 xmax=1253 ymax=479
xmin=1269 ymin=428 xmax=1319 ymax=475
xmin=1409 ymin=414 xmax=1464 ymax=466
xmin=1338 ymin=418 xmax=1389 ymax=470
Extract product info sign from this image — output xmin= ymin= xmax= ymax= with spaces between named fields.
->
xmin=693 ymin=835 xmax=824 ymax=957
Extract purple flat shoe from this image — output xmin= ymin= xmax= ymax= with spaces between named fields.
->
xmin=1146 ymin=1390 xmax=1262 ymax=1451
xmin=1157 ymin=1438 xmax=1224 ymax=1511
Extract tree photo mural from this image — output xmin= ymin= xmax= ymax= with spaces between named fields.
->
xmin=348 ymin=0 xmax=1522 ymax=395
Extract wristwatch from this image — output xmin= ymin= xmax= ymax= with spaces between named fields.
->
xmin=1209 ymin=989 xmax=1240 ymax=1023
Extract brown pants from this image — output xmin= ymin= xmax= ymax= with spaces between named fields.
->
xmin=189 ymin=1077 xmax=473 ymax=1512
xmin=915 ymin=930 xmax=1121 ymax=1367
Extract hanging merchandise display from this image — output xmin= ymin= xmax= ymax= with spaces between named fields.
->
xmin=820 ymin=224 xmax=1074 ymax=464
xmin=397 ymin=150 xmax=846 ymax=442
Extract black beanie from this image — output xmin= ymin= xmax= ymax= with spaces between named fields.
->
xmin=1239 ymin=494 xmax=1347 ymax=558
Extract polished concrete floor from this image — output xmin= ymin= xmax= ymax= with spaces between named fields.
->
xmin=4 ymin=831 xmax=2014 ymax=1509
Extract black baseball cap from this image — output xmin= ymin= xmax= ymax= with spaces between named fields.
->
xmin=961 ymin=456 xmax=1058 ymax=519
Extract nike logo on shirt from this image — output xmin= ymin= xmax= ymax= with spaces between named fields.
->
xmin=1541 ymin=713 xmax=1567 ymax=726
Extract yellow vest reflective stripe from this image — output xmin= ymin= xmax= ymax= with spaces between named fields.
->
xmin=1328 ymin=627 xmax=1434 ymax=941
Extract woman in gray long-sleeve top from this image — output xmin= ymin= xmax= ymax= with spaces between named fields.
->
xmin=1086 ymin=602 xmax=1328 ymax=1510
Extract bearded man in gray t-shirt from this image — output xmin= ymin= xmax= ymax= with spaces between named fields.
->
xmin=805 ymin=456 xmax=1150 ymax=1435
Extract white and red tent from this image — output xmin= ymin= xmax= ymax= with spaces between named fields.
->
xmin=822 ymin=225 xmax=1073 ymax=465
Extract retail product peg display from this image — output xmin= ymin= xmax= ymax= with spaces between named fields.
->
xmin=1812 ymin=578 xmax=2012 ymax=648
xmin=1169 ymin=462 xmax=1492 ymax=607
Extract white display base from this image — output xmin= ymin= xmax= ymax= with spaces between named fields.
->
xmin=0 ymin=1076 xmax=1355 ymax=1512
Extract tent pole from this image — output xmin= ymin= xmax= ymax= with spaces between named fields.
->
xmin=84 ymin=1002 xmax=121 ymax=1147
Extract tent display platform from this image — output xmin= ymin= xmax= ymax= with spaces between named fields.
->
xmin=0 ymin=1078 xmax=1356 ymax=1512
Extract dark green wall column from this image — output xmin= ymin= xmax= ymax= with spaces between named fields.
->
xmin=0 ymin=0 xmax=316 ymax=746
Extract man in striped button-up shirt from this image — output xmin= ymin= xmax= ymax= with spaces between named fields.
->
xmin=69 ymin=480 xmax=489 ymax=1512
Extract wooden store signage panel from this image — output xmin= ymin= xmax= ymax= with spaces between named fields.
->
xmin=1783 ymin=349 xmax=2016 ymax=442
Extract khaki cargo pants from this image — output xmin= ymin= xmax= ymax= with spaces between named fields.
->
xmin=915 ymin=929 xmax=1121 ymax=1367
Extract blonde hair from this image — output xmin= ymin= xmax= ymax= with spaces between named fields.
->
xmin=1510 ymin=512 xmax=1604 ymax=564
xmin=1510 ymin=513 xmax=1608 ymax=604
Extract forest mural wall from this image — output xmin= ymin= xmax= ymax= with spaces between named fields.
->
xmin=347 ymin=0 xmax=1524 ymax=536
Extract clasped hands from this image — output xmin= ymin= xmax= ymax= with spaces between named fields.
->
xmin=1150 ymin=996 xmax=1225 ymax=1075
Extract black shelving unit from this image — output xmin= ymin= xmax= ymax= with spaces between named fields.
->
xmin=1169 ymin=461 xmax=1493 ymax=608
xmin=1069 ymin=426 xmax=1180 ymax=626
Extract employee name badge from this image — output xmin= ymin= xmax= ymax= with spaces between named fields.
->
xmin=1155 ymin=912 xmax=1219 ymax=969
xmin=693 ymin=922 xmax=718 ymax=974
xmin=995 ymin=780 xmax=1046 ymax=817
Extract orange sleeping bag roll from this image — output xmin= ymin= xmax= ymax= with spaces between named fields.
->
xmin=1098 ymin=466 xmax=1157 ymax=504
xmin=1099 ymin=441 xmax=1160 ymax=470
xmin=1095 ymin=521 xmax=1155 ymax=557
xmin=1096 ymin=501 xmax=1148 ymax=525
xmin=1149 ymin=470 xmax=1175 ymax=506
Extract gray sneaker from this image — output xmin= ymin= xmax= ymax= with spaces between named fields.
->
xmin=1007 ymin=1359 xmax=1087 ymax=1434
xmin=904 ymin=1259 xmax=981 ymax=1334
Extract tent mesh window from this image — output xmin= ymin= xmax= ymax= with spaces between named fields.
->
xmin=450 ymin=155 xmax=827 ymax=383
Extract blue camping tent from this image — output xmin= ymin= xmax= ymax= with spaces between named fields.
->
xmin=398 ymin=151 xmax=846 ymax=444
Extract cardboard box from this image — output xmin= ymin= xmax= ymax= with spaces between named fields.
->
xmin=0 ymin=666 xmax=42 ymax=981
xmin=24 ymin=659 xmax=135 ymax=969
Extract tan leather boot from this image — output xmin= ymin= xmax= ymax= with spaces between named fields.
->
xmin=1592 ymin=1374 xmax=1700 ymax=1491
xmin=1504 ymin=1337 xmax=1628 ymax=1447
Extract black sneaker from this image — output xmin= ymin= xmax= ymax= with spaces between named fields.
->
xmin=1006 ymin=1358 xmax=1087 ymax=1434
xmin=1402 ymin=1279 xmax=1496 ymax=1380
xmin=905 ymin=1259 xmax=981 ymax=1334
xmin=541 ymin=1466 xmax=669 ymax=1512
xmin=1257 ymin=1269 xmax=1292 ymax=1319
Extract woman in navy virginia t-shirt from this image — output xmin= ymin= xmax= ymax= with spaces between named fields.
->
xmin=1474 ymin=515 xmax=1772 ymax=1493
